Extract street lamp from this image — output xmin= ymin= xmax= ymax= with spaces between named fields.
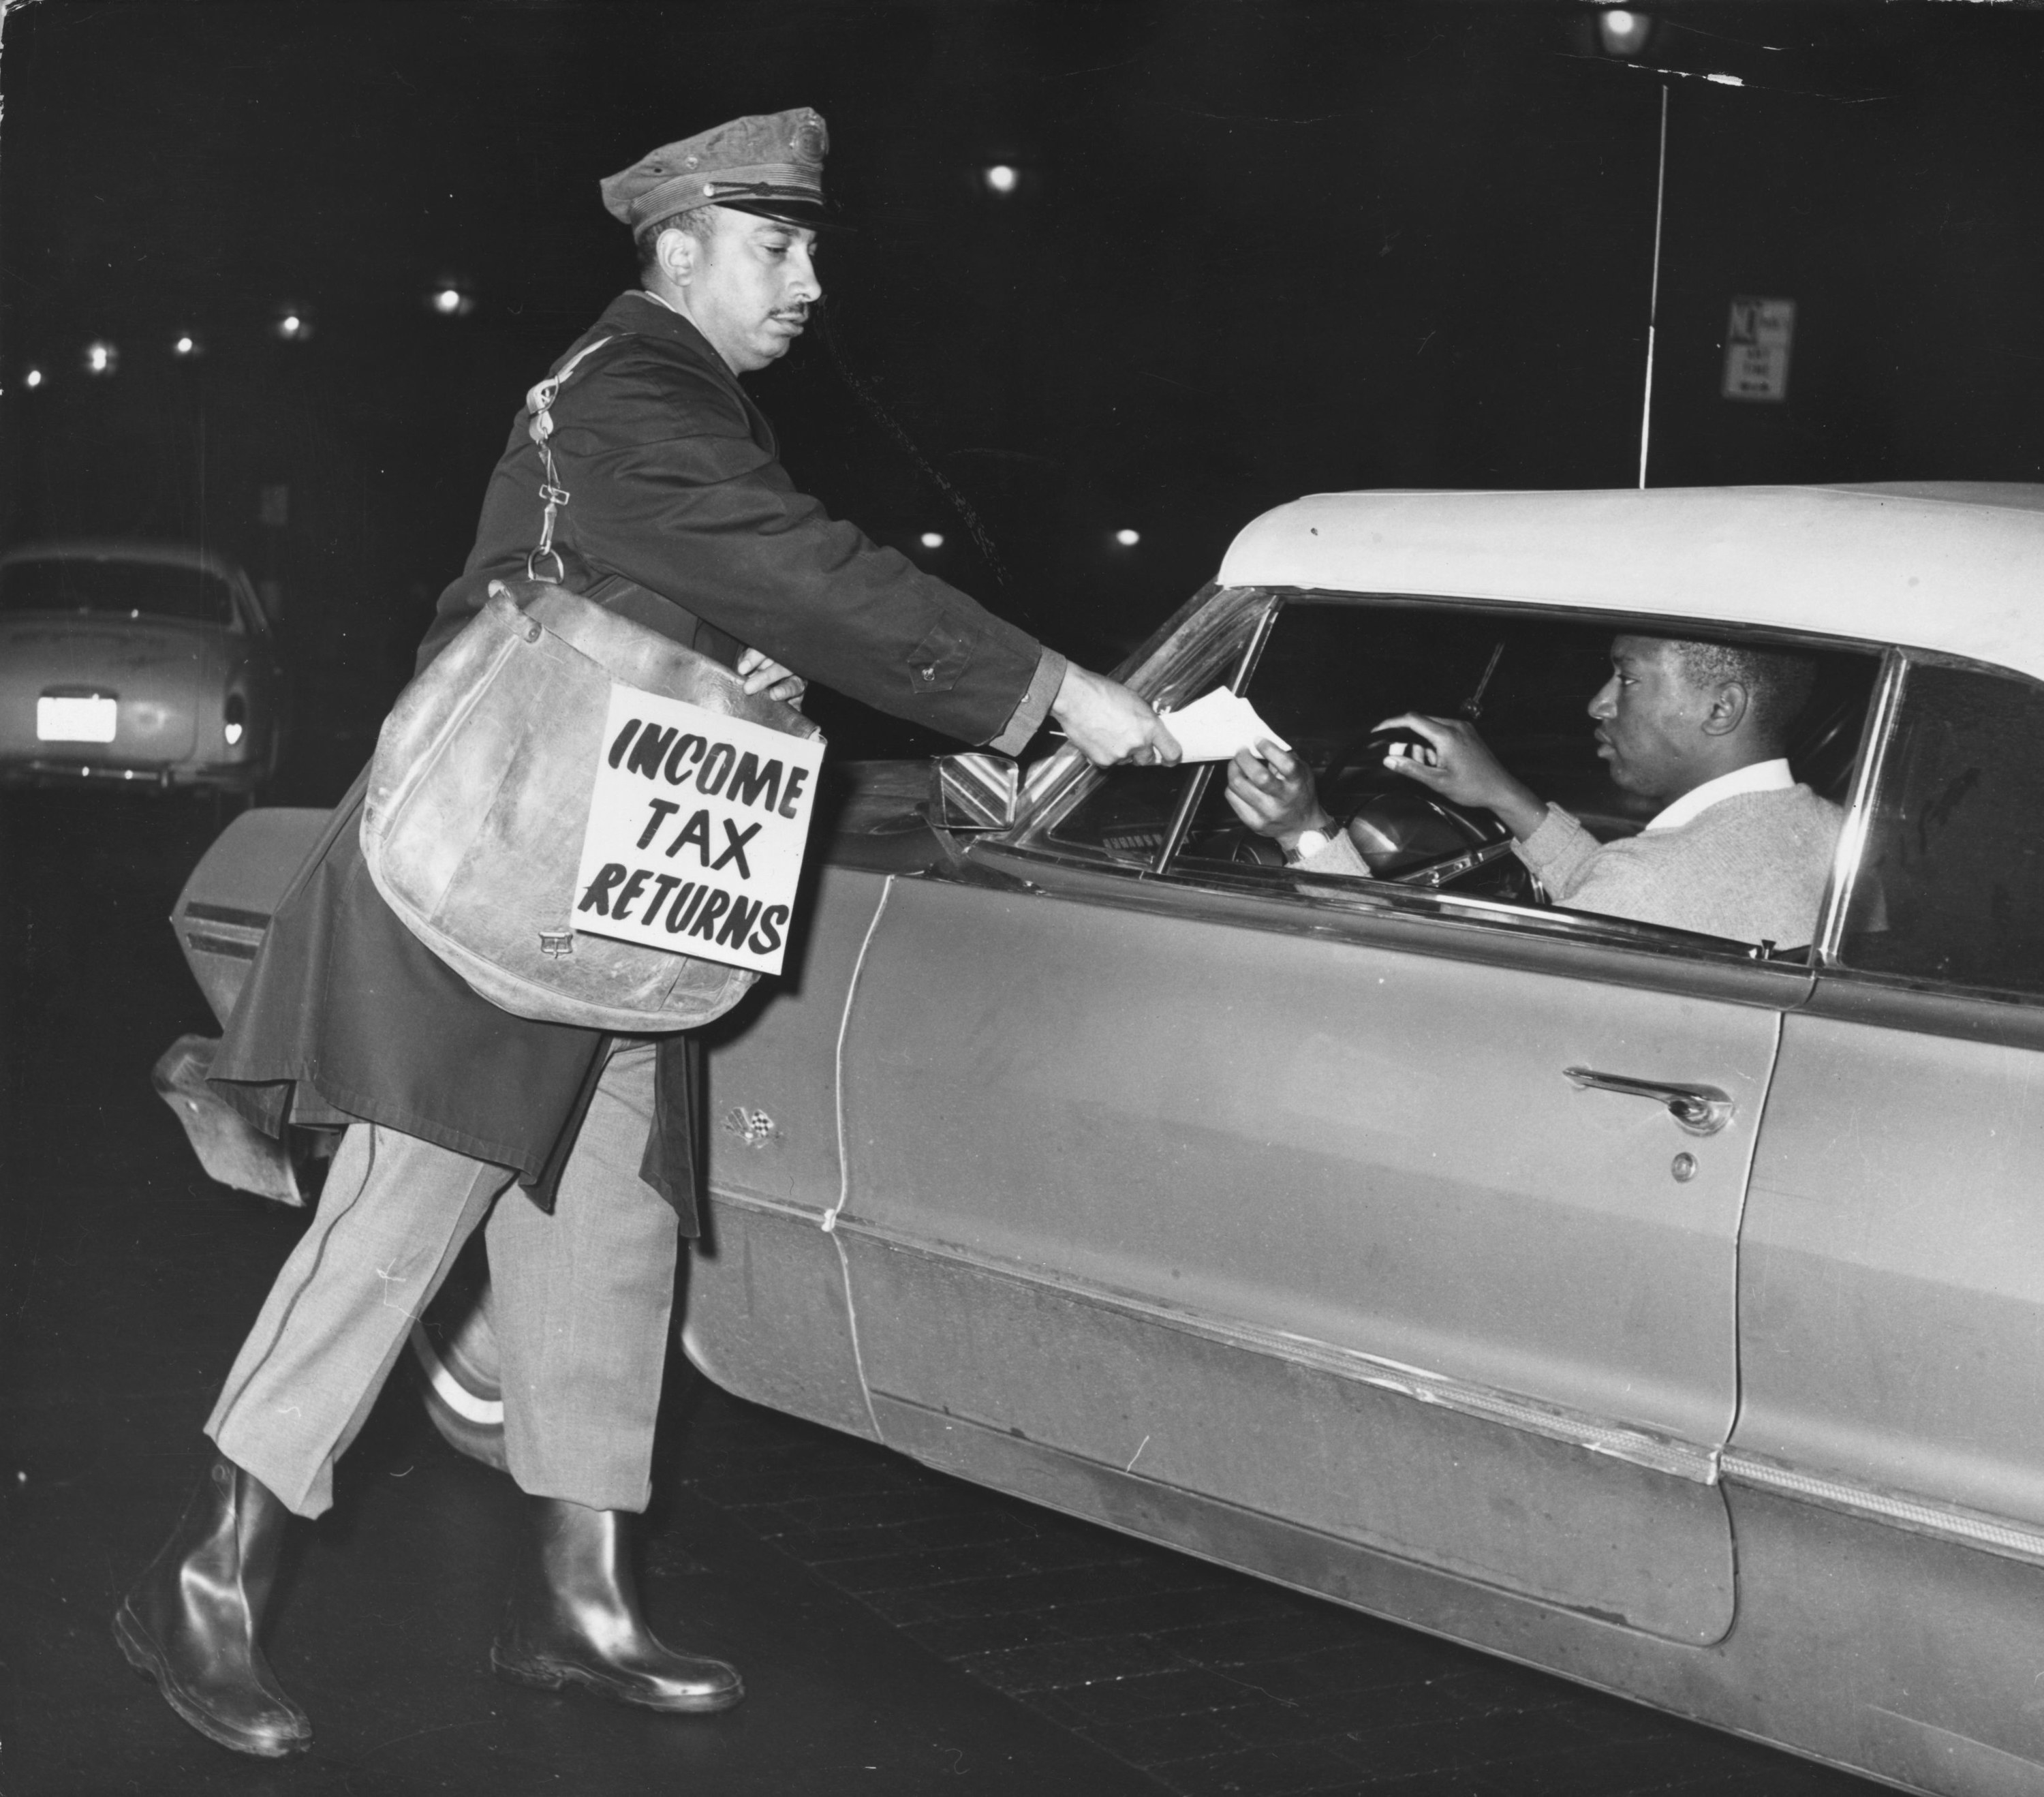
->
xmin=1596 ymin=7 xmax=1654 ymax=55
xmin=173 ymin=333 xmax=201 ymax=358
xmin=275 ymin=310 xmax=310 ymax=342
xmin=431 ymin=284 xmax=475 ymax=318
xmin=23 ymin=367 xmax=44 ymax=389
xmin=982 ymin=164 xmax=1019 ymax=195
xmin=84 ymin=341 xmax=119 ymax=376
xmin=1113 ymin=527 xmax=1141 ymax=548
xmin=919 ymin=531 xmax=945 ymax=550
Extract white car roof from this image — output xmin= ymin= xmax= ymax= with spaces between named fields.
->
xmin=0 ymin=538 xmax=251 ymax=587
xmin=1218 ymin=483 xmax=2044 ymax=682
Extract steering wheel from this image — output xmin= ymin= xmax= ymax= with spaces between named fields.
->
xmin=1190 ymin=727 xmax=1520 ymax=893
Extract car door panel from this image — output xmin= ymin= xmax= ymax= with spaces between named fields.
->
xmin=843 ymin=1234 xmax=1735 ymax=1640
xmin=683 ymin=863 xmax=895 ymax=1441
xmin=1733 ymin=1001 xmax=2044 ymax=1533
xmin=834 ymin=868 xmax=1790 ymax=1642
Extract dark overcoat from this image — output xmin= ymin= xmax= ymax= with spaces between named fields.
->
xmin=209 ymin=292 xmax=1049 ymax=1233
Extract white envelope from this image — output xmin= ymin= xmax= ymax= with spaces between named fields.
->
xmin=1158 ymin=688 xmax=1291 ymax=763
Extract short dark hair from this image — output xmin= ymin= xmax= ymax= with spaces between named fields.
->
xmin=1670 ymin=639 xmax=1817 ymax=744
xmin=635 ymin=206 xmax=713 ymax=279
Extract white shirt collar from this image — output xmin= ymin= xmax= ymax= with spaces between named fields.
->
xmin=1643 ymin=758 xmax=1794 ymax=833
xmin=633 ymin=287 xmax=685 ymax=316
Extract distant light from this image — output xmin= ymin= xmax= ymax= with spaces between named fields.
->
xmin=431 ymin=286 xmax=474 ymax=317
xmin=1596 ymin=7 xmax=1653 ymax=55
xmin=224 ymin=720 xmax=245 ymax=746
xmin=84 ymin=341 xmax=118 ymax=376
xmin=275 ymin=311 xmax=308 ymax=341
xmin=24 ymin=367 xmax=43 ymax=388
xmin=1113 ymin=528 xmax=1141 ymax=548
xmin=983 ymin=164 xmax=1019 ymax=195
xmin=919 ymin=531 xmax=945 ymax=550
xmin=173 ymin=334 xmax=198 ymax=357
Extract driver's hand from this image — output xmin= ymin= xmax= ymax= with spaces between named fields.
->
xmin=1373 ymin=713 xmax=1545 ymax=842
xmin=737 ymin=647 xmax=808 ymax=706
xmin=1224 ymin=741 xmax=1334 ymax=850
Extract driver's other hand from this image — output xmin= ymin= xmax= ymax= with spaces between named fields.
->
xmin=1051 ymin=664 xmax=1183 ymax=768
xmin=1373 ymin=713 xmax=1511 ymax=808
xmin=1224 ymin=741 xmax=1331 ymax=846
xmin=737 ymin=646 xmax=809 ymax=706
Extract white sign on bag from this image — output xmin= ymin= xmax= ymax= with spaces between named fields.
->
xmin=573 ymin=683 xmax=825 ymax=977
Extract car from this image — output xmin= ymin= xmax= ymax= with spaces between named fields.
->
xmin=0 ymin=539 xmax=287 ymax=795
xmin=161 ymin=483 xmax=2044 ymax=1797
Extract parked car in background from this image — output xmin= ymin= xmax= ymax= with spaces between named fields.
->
xmin=163 ymin=485 xmax=2044 ymax=1796
xmin=0 ymin=540 xmax=286 ymax=795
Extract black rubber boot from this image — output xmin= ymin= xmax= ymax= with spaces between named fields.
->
xmin=491 ymin=1497 xmax=743 ymax=1712
xmin=113 ymin=1454 xmax=312 ymax=1757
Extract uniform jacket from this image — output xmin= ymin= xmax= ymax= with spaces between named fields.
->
xmin=209 ymin=292 xmax=1051 ymax=1233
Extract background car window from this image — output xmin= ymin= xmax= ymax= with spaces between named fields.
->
xmin=0 ymin=557 xmax=236 ymax=626
xmin=1839 ymin=662 xmax=2044 ymax=998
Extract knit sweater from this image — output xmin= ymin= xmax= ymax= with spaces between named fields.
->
xmin=1303 ymin=784 xmax=1844 ymax=947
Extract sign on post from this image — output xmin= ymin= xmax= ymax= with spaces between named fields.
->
xmin=572 ymin=684 xmax=826 ymax=978
xmin=1723 ymin=297 xmax=1795 ymax=402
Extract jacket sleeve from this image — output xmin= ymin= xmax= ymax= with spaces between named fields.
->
xmin=1511 ymin=804 xmax=1604 ymax=899
xmin=551 ymin=346 xmax=1048 ymax=748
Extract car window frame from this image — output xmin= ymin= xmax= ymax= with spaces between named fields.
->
xmin=1003 ymin=586 xmax=1891 ymax=974
xmin=1803 ymin=645 xmax=2044 ymax=1039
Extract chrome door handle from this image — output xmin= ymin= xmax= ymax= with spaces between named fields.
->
xmin=1562 ymin=1067 xmax=1733 ymax=1136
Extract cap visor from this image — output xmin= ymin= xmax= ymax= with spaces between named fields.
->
xmin=718 ymin=197 xmax=852 ymax=232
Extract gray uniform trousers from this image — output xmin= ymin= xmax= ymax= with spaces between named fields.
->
xmin=206 ymin=1039 xmax=677 ymax=1520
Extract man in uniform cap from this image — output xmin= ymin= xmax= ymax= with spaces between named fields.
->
xmin=114 ymin=108 xmax=1179 ymax=1757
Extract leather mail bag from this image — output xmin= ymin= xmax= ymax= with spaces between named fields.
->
xmin=361 ymin=577 xmax=822 ymax=1032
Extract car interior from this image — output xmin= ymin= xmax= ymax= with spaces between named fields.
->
xmin=1041 ymin=595 xmax=1881 ymax=946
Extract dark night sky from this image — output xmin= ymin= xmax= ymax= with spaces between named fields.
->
xmin=3 ymin=1 xmax=2043 ymax=764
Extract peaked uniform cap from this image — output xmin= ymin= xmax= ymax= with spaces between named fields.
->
xmin=601 ymin=108 xmax=840 ymax=232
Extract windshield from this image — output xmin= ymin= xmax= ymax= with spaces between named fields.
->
xmin=0 ymin=556 xmax=237 ymax=626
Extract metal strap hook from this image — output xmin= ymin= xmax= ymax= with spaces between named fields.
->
xmin=523 ymin=336 xmax=615 ymax=585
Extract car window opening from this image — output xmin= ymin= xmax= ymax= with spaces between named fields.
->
xmin=0 ymin=557 xmax=238 ymax=626
xmin=1038 ymin=595 xmax=1880 ymax=956
xmin=1836 ymin=658 xmax=2044 ymax=1001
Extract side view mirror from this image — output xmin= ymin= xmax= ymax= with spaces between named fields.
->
xmin=929 ymin=753 xmax=1019 ymax=831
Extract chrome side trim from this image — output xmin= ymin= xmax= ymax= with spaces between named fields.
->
xmin=702 ymin=1182 xmax=826 ymax=1224
xmin=798 ymin=1211 xmax=1725 ymax=1486
xmin=1722 ymin=1449 xmax=2044 ymax=1567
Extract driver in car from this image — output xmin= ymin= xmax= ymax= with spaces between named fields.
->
xmin=1224 ymin=634 xmax=1844 ymax=948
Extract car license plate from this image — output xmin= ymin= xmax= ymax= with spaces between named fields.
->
xmin=37 ymin=695 xmax=118 ymax=743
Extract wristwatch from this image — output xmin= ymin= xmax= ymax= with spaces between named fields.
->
xmin=1286 ymin=827 xmax=1335 ymax=865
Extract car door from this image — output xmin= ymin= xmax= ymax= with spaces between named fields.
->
xmin=1729 ymin=653 xmax=2044 ymax=1781
xmin=828 ymin=594 xmax=1827 ymax=1645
